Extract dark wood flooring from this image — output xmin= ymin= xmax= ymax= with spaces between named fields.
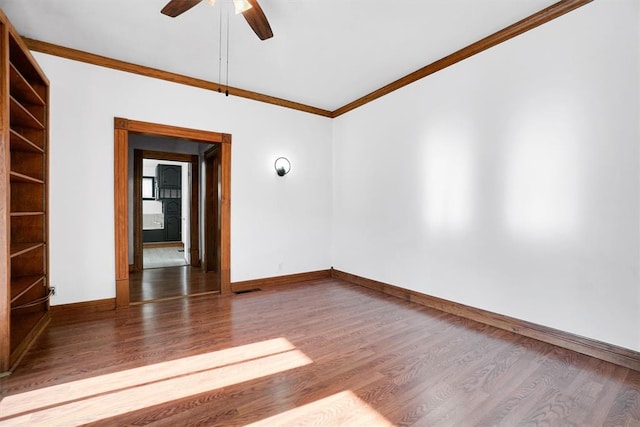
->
xmin=129 ymin=266 xmax=219 ymax=303
xmin=1 ymin=279 xmax=639 ymax=426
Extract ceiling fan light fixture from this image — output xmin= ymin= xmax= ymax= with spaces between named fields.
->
xmin=233 ymin=0 xmax=252 ymax=14
xmin=160 ymin=0 xmax=272 ymax=40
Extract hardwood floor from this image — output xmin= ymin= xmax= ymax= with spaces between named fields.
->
xmin=1 ymin=279 xmax=639 ymax=426
xmin=129 ymin=266 xmax=219 ymax=303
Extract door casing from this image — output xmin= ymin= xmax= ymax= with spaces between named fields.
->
xmin=114 ymin=118 xmax=231 ymax=307
xmin=203 ymin=145 xmax=220 ymax=273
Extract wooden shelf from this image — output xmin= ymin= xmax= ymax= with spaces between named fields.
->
xmin=9 ymin=63 xmax=45 ymax=107
xmin=10 ymin=311 xmax=48 ymax=356
xmin=8 ymin=34 xmax=48 ymax=96
xmin=9 ymin=171 xmax=44 ymax=184
xmin=10 ymin=211 xmax=45 ymax=217
xmin=11 ymin=181 xmax=44 ymax=213
xmin=10 ymin=148 xmax=44 ymax=181
xmin=2 ymin=14 xmax=50 ymax=375
xmin=11 ymin=275 xmax=45 ymax=304
xmin=11 ymin=214 xmax=46 ymax=245
xmin=10 ymin=129 xmax=43 ymax=153
xmin=10 ymin=96 xmax=44 ymax=130
xmin=10 ymin=242 xmax=44 ymax=258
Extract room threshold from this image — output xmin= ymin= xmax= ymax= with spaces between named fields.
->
xmin=129 ymin=290 xmax=221 ymax=306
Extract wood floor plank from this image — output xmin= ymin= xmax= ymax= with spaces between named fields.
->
xmin=0 ymin=278 xmax=637 ymax=426
xmin=603 ymin=368 xmax=640 ymax=426
xmin=129 ymin=266 xmax=219 ymax=303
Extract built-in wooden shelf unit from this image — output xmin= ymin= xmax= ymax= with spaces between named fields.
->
xmin=0 ymin=8 xmax=51 ymax=375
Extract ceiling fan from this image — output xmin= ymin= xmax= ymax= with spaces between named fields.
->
xmin=161 ymin=0 xmax=273 ymax=40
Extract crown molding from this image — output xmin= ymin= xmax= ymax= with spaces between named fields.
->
xmin=331 ymin=0 xmax=593 ymax=117
xmin=23 ymin=38 xmax=333 ymax=118
xmin=23 ymin=0 xmax=592 ymax=119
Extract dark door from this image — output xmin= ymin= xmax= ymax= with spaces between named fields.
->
xmin=164 ymin=199 xmax=181 ymax=214
xmin=157 ymin=165 xmax=182 ymax=199
xmin=164 ymin=215 xmax=181 ymax=241
xmin=157 ymin=165 xmax=181 ymax=188
xmin=163 ymin=199 xmax=181 ymax=241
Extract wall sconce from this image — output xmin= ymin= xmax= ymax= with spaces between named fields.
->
xmin=274 ymin=157 xmax=291 ymax=176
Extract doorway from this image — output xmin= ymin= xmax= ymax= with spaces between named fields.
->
xmin=114 ymin=118 xmax=232 ymax=308
xmin=130 ymin=149 xmax=207 ymax=303
xmin=132 ymin=150 xmax=199 ymax=272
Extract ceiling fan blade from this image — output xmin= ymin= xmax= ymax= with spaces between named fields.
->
xmin=242 ymin=0 xmax=273 ymax=40
xmin=161 ymin=0 xmax=202 ymax=17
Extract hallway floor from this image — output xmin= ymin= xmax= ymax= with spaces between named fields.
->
xmin=143 ymin=246 xmax=188 ymax=269
xmin=129 ymin=266 xmax=219 ymax=303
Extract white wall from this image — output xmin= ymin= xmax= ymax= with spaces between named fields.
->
xmin=36 ymin=0 xmax=640 ymax=352
xmin=332 ymin=1 xmax=640 ymax=351
xmin=41 ymin=53 xmax=333 ymax=305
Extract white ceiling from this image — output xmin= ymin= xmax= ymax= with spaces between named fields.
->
xmin=0 ymin=0 xmax=560 ymax=111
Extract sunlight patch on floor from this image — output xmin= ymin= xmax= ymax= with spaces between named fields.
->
xmin=0 ymin=338 xmax=310 ymax=425
xmin=245 ymin=390 xmax=393 ymax=426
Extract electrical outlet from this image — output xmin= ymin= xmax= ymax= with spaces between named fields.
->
xmin=51 ymin=287 xmax=56 ymax=296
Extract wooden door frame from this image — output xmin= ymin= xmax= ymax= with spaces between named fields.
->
xmin=114 ymin=118 xmax=231 ymax=307
xmin=133 ymin=149 xmax=200 ymax=272
xmin=203 ymin=145 xmax=220 ymax=273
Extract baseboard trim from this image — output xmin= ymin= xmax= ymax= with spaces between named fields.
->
xmin=49 ymin=270 xmax=332 ymax=314
xmin=231 ymin=269 xmax=332 ymax=293
xmin=51 ymin=298 xmax=117 ymax=316
xmin=331 ymin=269 xmax=640 ymax=371
xmin=143 ymin=242 xmax=184 ymax=249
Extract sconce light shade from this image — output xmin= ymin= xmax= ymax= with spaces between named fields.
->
xmin=274 ymin=157 xmax=291 ymax=176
